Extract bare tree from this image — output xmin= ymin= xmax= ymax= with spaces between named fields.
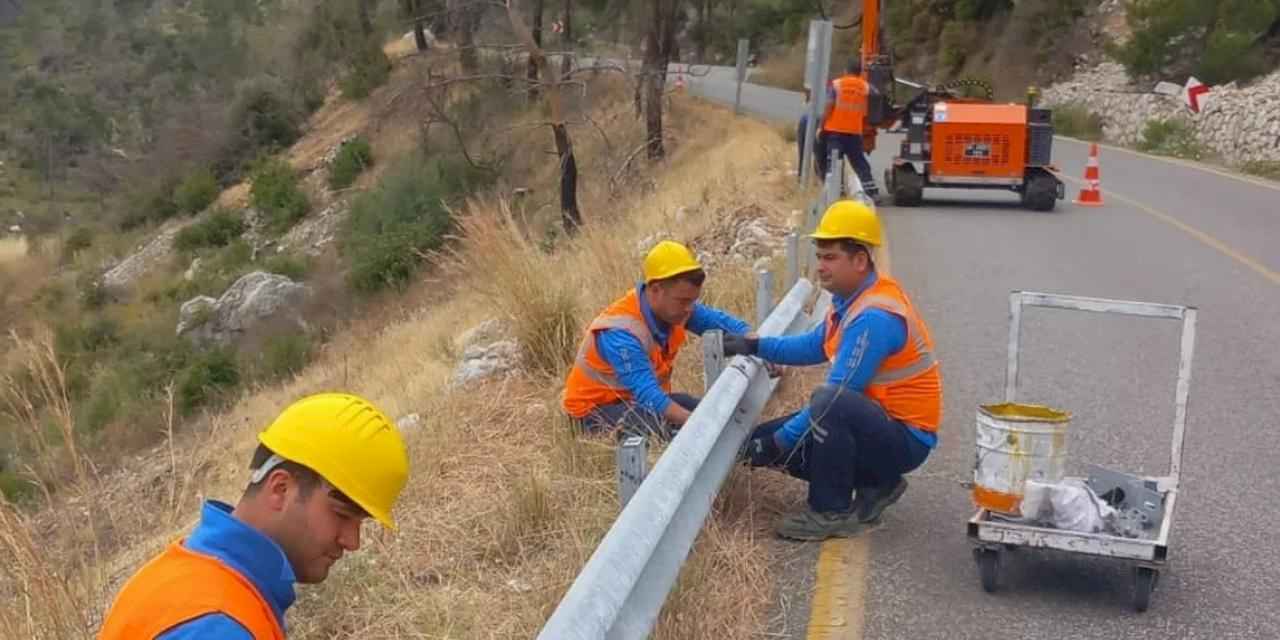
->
xmin=401 ymin=0 xmax=432 ymax=51
xmin=451 ymin=0 xmax=483 ymax=72
xmin=560 ymin=0 xmax=573 ymax=75
xmin=641 ymin=0 xmax=682 ymax=160
xmin=507 ymin=0 xmax=582 ymax=233
xmin=527 ymin=0 xmax=544 ymax=102
xmin=358 ymin=0 xmax=375 ymax=36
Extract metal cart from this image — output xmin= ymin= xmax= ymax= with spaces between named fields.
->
xmin=967 ymin=291 xmax=1198 ymax=612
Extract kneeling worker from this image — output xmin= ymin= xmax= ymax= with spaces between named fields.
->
xmin=99 ymin=393 xmax=410 ymax=639
xmin=722 ymin=201 xmax=942 ymax=540
xmin=562 ymin=240 xmax=753 ymax=440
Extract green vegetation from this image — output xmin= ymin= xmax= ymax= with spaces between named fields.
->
xmin=1136 ymin=118 xmax=1207 ymax=160
xmin=174 ymin=168 xmax=219 ymax=216
xmin=1241 ymin=160 xmax=1280 ymax=181
xmin=1113 ymin=1 xmax=1280 ymax=84
xmin=173 ymin=209 xmax=246 ymax=253
xmin=1052 ymin=102 xmax=1106 ymax=141
xmin=329 ymin=137 xmax=374 ymax=190
xmin=344 ymin=155 xmax=490 ymax=293
xmin=250 ymin=159 xmax=309 ymax=233
xmin=260 ymin=333 xmax=313 ymax=382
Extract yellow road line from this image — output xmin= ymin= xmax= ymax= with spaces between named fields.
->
xmin=1061 ymin=174 xmax=1280 ymax=286
xmin=805 ymin=538 xmax=871 ymax=640
xmin=1056 ymin=136 xmax=1280 ymax=193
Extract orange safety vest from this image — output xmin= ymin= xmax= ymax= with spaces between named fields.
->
xmin=822 ymin=275 xmax=942 ymax=431
xmin=99 ymin=542 xmax=286 ymax=640
xmin=822 ymin=75 xmax=869 ymax=135
xmin=562 ymin=288 xmax=688 ymax=418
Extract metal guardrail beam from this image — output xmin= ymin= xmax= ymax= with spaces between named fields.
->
xmin=537 ymin=279 xmax=827 ymax=640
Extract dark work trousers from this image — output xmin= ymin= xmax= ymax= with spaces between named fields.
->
xmin=752 ymin=385 xmax=930 ymax=513
xmin=579 ymin=393 xmax=700 ymax=442
xmin=818 ymin=132 xmax=879 ymax=195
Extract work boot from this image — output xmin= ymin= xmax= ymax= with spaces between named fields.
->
xmin=774 ymin=508 xmax=864 ymax=541
xmin=854 ymin=478 xmax=908 ymax=523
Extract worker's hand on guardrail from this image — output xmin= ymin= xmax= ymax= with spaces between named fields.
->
xmin=722 ymin=333 xmax=759 ymax=357
xmin=765 ymin=362 xmax=783 ymax=379
xmin=744 ymin=432 xmax=786 ymax=467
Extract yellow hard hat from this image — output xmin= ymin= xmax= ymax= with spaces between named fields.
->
xmin=809 ymin=200 xmax=883 ymax=247
xmin=642 ymin=240 xmax=702 ymax=282
xmin=258 ymin=393 xmax=409 ymax=530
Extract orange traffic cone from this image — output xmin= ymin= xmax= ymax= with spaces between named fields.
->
xmin=1074 ymin=143 xmax=1104 ymax=207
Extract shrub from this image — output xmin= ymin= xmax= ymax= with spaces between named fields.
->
xmin=1051 ymin=103 xmax=1105 ymax=141
xmin=229 ymin=80 xmax=302 ymax=160
xmin=119 ymin=177 xmax=180 ymax=230
xmin=174 ymin=167 xmax=219 ymax=215
xmin=262 ymin=253 xmax=309 ymax=280
xmin=250 ymin=158 xmax=309 ymax=233
xmin=1241 ymin=160 xmax=1280 ymax=181
xmin=0 ymin=469 xmax=36 ymax=503
xmin=173 ymin=209 xmax=246 ymax=253
xmin=178 ymin=348 xmax=240 ymax=414
xmin=261 ymin=333 xmax=313 ymax=381
xmin=62 ymin=226 xmax=93 ymax=260
xmin=340 ymin=44 xmax=392 ymax=100
xmin=329 ymin=137 xmax=373 ymax=190
xmin=1137 ymin=118 xmax=1206 ymax=160
xmin=344 ymin=155 xmax=489 ymax=292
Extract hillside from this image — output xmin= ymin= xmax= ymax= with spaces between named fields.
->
xmin=0 ymin=3 xmax=837 ymax=636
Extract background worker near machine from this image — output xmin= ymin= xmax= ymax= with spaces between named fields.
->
xmin=819 ymin=58 xmax=880 ymax=200
xmin=721 ymin=201 xmax=942 ymax=540
xmin=99 ymin=393 xmax=411 ymax=639
xmin=561 ymin=240 xmax=754 ymax=441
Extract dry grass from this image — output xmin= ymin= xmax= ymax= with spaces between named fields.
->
xmin=3 ymin=84 xmax=819 ymax=639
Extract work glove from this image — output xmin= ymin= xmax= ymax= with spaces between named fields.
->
xmin=743 ymin=432 xmax=787 ymax=467
xmin=722 ymin=334 xmax=759 ymax=357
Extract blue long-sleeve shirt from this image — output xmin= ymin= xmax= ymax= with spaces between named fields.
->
xmin=758 ymin=272 xmax=938 ymax=450
xmin=595 ymin=283 xmax=751 ymax=416
xmin=157 ymin=500 xmax=296 ymax=639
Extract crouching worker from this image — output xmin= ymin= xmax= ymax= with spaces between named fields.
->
xmin=561 ymin=240 xmax=752 ymax=441
xmin=722 ymin=201 xmax=942 ymax=540
xmin=99 ymin=393 xmax=410 ymax=639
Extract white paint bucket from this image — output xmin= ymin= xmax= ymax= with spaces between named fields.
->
xmin=972 ymin=402 xmax=1071 ymax=516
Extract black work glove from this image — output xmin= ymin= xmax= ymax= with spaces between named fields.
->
xmin=743 ymin=432 xmax=786 ymax=467
xmin=722 ymin=334 xmax=759 ymax=357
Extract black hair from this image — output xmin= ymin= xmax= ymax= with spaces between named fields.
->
xmin=652 ymin=268 xmax=706 ymax=288
xmin=847 ymin=58 xmax=862 ymax=74
xmin=815 ymin=239 xmax=874 ymax=267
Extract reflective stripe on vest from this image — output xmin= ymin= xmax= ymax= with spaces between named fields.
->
xmin=822 ymin=276 xmax=943 ymax=431
xmin=99 ymin=542 xmax=285 ymax=640
xmin=823 ymin=75 xmax=868 ymax=134
xmin=561 ymin=289 xmax=687 ymax=418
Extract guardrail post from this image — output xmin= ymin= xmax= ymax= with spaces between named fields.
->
xmin=784 ymin=232 xmax=798 ymax=289
xmin=702 ymin=329 xmax=725 ymax=393
xmin=756 ymin=269 xmax=774 ymax=327
xmin=825 ymin=148 xmax=842 ymax=204
xmin=617 ymin=436 xmax=648 ymax=509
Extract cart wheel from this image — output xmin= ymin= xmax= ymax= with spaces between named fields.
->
xmin=1133 ymin=567 xmax=1158 ymax=613
xmin=974 ymin=548 xmax=1000 ymax=593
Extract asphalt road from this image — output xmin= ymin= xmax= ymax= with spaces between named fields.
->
xmin=682 ymin=65 xmax=1280 ymax=639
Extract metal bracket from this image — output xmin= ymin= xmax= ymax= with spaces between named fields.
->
xmin=617 ymin=436 xmax=648 ymax=509
xmin=1085 ymin=464 xmax=1164 ymax=536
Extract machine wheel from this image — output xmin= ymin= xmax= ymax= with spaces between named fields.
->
xmin=1022 ymin=172 xmax=1058 ymax=212
xmin=1133 ymin=567 xmax=1158 ymax=613
xmin=890 ymin=165 xmax=924 ymax=207
xmin=974 ymin=547 xmax=1000 ymax=593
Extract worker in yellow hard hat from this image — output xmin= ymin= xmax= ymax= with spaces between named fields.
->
xmin=99 ymin=393 xmax=410 ymax=640
xmin=721 ymin=200 xmax=943 ymax=541
xmin=562 ymin=240 xmax=755 ymax=441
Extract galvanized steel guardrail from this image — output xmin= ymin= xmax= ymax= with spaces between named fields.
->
xmin=537 ymin=150 xmax=854 ymax=640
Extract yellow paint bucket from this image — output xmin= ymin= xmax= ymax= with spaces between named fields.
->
xmin=972 ymin=402 xmax=1071 ymax=516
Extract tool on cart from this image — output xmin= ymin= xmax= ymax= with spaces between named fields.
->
xmin=967 ymin=291 xmax=1198 ymax=613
